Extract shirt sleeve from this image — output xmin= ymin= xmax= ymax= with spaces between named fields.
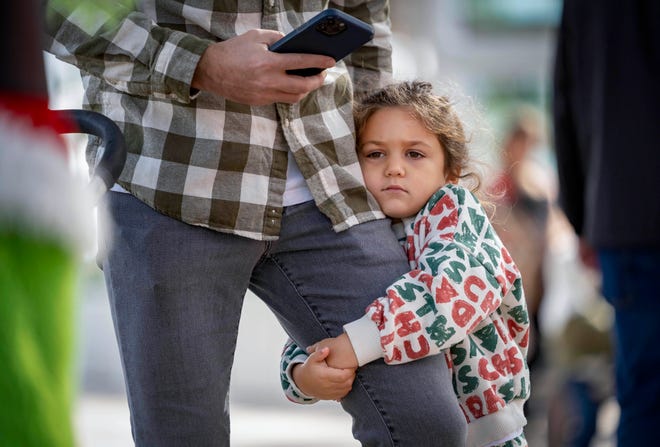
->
xmin=345 ymin=187 xmax=520 ymax=365
xmin=330 ymin=0 xmax=393 ymax=91
xmin=280 ymin=339 xmax=319 ymax=404
xmin=44 ymin=3 xmax=212 ymax=102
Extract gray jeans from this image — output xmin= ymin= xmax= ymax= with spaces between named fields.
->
xmin=100 ymin=192 xmax=466 ymax=446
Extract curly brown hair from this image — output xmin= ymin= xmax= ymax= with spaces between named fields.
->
xmin=353 ymin=80 xmax=481 ymax=192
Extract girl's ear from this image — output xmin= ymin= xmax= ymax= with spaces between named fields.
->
xmin=445 ymin=168 xmax=460 ymax=184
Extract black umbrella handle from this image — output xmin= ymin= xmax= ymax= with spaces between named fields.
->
xmin=61 ymin=109 xmax=127 ymax=193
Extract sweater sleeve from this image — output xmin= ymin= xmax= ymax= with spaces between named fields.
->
xmin=346 ymin=185 xmax=520 ymax=365
xmin=44 ymin=3 xmax=211 ymax=102
xmin=279 ymin=339 xmax=319 ymax=404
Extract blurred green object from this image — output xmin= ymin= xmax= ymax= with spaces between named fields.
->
xmin=0 ymin=232 xmax=77 ymax=447
xmin=47 ymin=0 xmax=136 ymax=27
xmin=1 ymin=2 xmax=100 ymax=446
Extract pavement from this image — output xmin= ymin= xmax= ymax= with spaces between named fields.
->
xmin=75 ymin=396 xmax=357 ymax=447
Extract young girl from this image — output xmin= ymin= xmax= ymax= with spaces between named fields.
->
xmin=281 ymin=81 xmax=531 ymax=447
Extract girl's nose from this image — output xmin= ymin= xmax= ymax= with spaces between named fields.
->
xmin=385 ymin=161 xmax=405 ymax=177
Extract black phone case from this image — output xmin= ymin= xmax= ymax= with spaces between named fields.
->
xmin=269 ymin=9 xmax=374 ymax=76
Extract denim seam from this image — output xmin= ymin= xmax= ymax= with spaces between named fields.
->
xmin=266 ymin=253 xmax=332 ymax=339
xmin=354 ymin=370 xmax=398 ymax=446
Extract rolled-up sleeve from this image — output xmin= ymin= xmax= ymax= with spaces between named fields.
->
xmin=44 ymin=3 xmax=211 ymax=102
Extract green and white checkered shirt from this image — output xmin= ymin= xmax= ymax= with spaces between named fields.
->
xmin=45 ymin=0 xmax=392 ymax=240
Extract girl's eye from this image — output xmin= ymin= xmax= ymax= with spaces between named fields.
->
xmin=407 ymin=150 xmax=424 ymax=159
xmin=364 ymin=151 xmax=384 ymax=159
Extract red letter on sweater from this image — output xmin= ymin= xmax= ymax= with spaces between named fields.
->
xmin=465 ymin=275 xmax=486 ymax=303
xmin=480 ymin=290 xmax=499 ymax=314
xmin=437 ymin=277 xmax=459 ymax=303
xmin=485 ymin=384 xmax=507 ymax=413
xmin=478 ymin=357 xmax=500 ymax=381
xmin=465 ymin=395 xmax=485 ymax=418
xmin=404 ymin=335 xmax=431 ymax=360
xmin=453 ymin=300 xmax=476 ymax=327
xmin=395 ymin=311 xmax=422 ymax=337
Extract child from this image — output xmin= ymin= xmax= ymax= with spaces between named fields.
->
xmin=280 ymin=81 xmax=531 ymax=447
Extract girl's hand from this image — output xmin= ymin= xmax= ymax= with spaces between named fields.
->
xmin=292 ymin=347 xmax=356 ymax=400
xmin=307 ymin=333 xmax=359 ymax=369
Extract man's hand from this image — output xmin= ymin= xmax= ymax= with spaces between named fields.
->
xmin=191 ymin=29 xmax=335 ymax=105
xmin=307 ymin=333 xmax=359 ymax=369
xmin=292 ymin=347 xmax=356 ymax=400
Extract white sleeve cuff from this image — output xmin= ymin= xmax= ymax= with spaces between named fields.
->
xmin=343 ymin=314 xmax=384 ymax=366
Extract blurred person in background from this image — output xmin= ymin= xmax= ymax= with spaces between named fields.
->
xmin=489 ymin=106 xmax=552 ymax=373
xmin=553 ymin=0 xmax=660 ymax=445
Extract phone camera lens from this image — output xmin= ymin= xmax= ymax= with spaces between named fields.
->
xmin=317 ymin=17 xmax=347 ymax=36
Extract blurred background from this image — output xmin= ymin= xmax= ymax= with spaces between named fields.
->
xmin=42 ymin=1 xmax=618 ymax=445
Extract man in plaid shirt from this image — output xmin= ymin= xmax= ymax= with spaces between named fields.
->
xmin=45 ymin=1 xmax=466 ymax=445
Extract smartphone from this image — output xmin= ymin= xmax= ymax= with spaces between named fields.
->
xmin=269 ymin=8 xmax=374 ymax=76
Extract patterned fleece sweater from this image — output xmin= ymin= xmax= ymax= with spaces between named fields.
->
xmin=281 ymin=184 xmax=531 ymax=447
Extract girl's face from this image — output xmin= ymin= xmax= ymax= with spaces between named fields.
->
xmin=358 ymin=106 xmax=449 ymax=219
